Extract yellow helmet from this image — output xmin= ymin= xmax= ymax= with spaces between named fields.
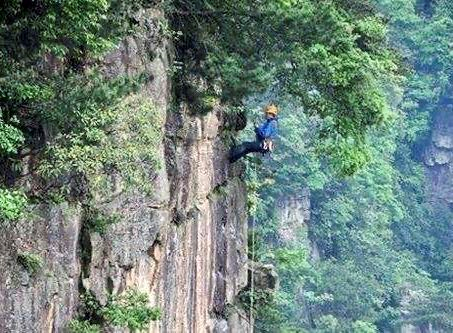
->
xmin=264 ymin=104 xmax=278 ymax=116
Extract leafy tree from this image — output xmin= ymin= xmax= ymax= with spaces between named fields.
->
xmin=168 ymin=0 xmax=401 ymax=174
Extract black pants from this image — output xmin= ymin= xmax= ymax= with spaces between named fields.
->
xmin=230 ymin=141 xmax=266 ymax=163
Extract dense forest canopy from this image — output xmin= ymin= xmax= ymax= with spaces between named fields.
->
xmin=246 ymin=1 xmax=453 ymax=332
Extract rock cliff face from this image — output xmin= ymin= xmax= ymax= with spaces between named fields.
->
xmin=0 ymin=9 xmax=250 ymax=333
xmin=424 ymin=109 xmax=453 ymax=205
xmin=401 ymin=107 xmax=453 ymax=333
xmin=276 ymin=190 xmax=310 ymax=246
xmin=276 ymin=190 xmax=319 ymax=261
xmin=399 ymin=323 xmax=440 ymax=333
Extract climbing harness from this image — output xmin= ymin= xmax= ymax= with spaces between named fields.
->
xmin=261 ymin=138 xmax=274 ymax=152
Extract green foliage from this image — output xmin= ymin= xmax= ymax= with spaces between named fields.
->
xmin=38 ymin=79 xmax=163 ymax=195
xmin=84 ymin=205 xmax=121 ymax=234
xmin=314 ymin=315 xmax=340 ymax=333
xmin=351 ymin=321 xmax=378 ymax=333
xmin=17 ymin=252 xmax=43 ymax=275
xmin=80 ymin=290 xmax=102 ymax=321
xmin=169 ymin=0 xmax=401 ymax=174
xmin=253 ymin=118 xmax=444 ymax=331
xmin=102 ymin=289 xmax=162 ymax=330
xmin=0 ymin=0 xmax=147 ymax=163
xmin=0 ymin=188 xmax=27 ymax=221
xmin=375 ymin=0 xmax=453 ymax=142
xmin=76 ymin=289 xmax=161 ymax=331
xmin=68 ymin=319 xmax=101 ymax=333
xmin=251 ymin=1 xmax=452 ymax=330
xmin=320 ymin=135 xmax=371 ymax=177
xmin=408 ymin=283 xmax=453 ymax=330
xmin=34 ymin=0 xmax=114 ymax=57
xmin=0 ymin=0 xmax=142 ymax=60
xmin=238 ymin=289 xmax=274 ymax=316
xmin=0 ymin=117 xmax=25 ymax=155
xmin=197 ymin=94 xmax=219 ymax=115
xmin=0 ymin=0 xmax=162 ymax=196
xmin=44 ymin=186 xmax=72 ymax=205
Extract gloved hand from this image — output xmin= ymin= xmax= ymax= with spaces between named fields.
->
xmin=262 ymin=139 xmax=273 ymax=152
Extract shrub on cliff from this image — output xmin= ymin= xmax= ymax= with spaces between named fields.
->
xmin=102 ymin=289 xmax=162 ymax=330
xmin=68 ymin=319 xmax=101 ymax=333
xmin=17 ymin=252 xmax=43 ymax=275
xmin=0 ymin=188 xmax=27 ymax=222
xmin=75 ymin=289 xmax=161 ymax=332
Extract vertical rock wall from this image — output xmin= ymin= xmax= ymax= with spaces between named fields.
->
xmin=399 ymin=323 xmax=439 ymax=333
xmin=424 ymin=109 xmax=453 ymax=205
xmin=276 ymin=189 xmax=319 ymax=261
xmin=0 ymin=9 xmax=250 ymax=333
xmin=276 ymin=190 xmax=310 ymax=245
xmin=405 ymin=107 xmax=453 ymax=333
xmin=0 ymin=204 xmax=82 ymax=332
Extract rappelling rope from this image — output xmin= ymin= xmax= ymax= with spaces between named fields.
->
xmin=250 ymin=215 xmax=255 ymax=330
xmin=249 ymin=161 xmax=257 ymax=332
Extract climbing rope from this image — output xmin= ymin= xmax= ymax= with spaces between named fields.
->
xmin=250 ymin=215 xmax=255 ymax=330
xmin=249 ymin=162 xmax=257 ymax=332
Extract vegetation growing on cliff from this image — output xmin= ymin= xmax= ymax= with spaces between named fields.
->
xmin=68 ymin=319 xmax=101 ymax=333
xmin=168 ymin=0 xmax=401 ymax=175
xmin=0 ymin=1 xmax=163 ymax=217
xmin=17 ymin=251 xmax=43 ymax=275
xmin=0 ymin=188 xmax=27 ymax=221
xmin=1 ymin=1 xmax=164 ymax=329
xmin=71 ymin=289 xmax=161 ymax=332
xmin=102 ymin=289 xmax=162 ymax=330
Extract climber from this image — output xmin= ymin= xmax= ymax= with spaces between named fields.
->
xmin=230 ymin=103 xmax=279 ymax=163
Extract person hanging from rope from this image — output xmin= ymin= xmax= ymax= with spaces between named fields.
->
xmin=230 ymin=103 xmax=279 ymax=163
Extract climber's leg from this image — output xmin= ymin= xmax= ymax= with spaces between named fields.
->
xmin=230 ymin=141 xmax=263 ymax=163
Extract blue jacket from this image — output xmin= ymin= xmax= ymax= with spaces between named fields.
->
xmin=255 ymin=117 xmax=278 ymax=141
